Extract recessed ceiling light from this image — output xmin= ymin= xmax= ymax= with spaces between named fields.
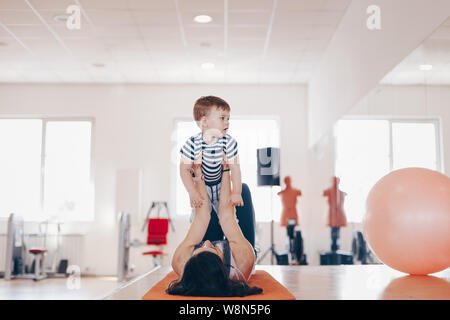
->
xmin=194 ymin=15 xmax=212 ymax=23
xmin=419 ymin=64 xmax=433 ymax=71
xmin=201 ymin=62 xmax=215 ymax=70
xmin=53 ymin=14 xmax=70 ymax=22
xmin=92 ymin=62 xmax=105 ymax=68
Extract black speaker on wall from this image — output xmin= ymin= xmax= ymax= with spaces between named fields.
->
xmin=256 ymin=147 xmax=280 ymax=186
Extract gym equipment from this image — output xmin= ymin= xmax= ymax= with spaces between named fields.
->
xmin=256 ymin=147 xmax=280 ymax=265
xmin=320 ymin=177 xmax=353 ymax=265
xmin=351 ymin=230 xmax=379 ymax=265
xmin=286 ymin=219 xmax=307 ymax=265
xmin=4 ymin=213 xmax=69 ymax=281
xmin=274 ymin=219 xmax=308 ymax=266
xmin=364 ymin=167 xmax=450 ymax=275
xmin=141 ymin=201 xmax=174 ymax=267
xmin=118 ymin=211 xmax=133 ymax=282
xmin=43 ymin=221 xmax=68 ymax=278
xmin=118 ymin=201 xmax=175 ymax=282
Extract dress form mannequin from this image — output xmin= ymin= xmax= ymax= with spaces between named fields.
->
xmin=277 ymin=176 xmax=302 ymax=227
xmin=319 ymin=177 xmax=353 ymax=265
xmin=322 ymin=176 xmax=347 ymax=228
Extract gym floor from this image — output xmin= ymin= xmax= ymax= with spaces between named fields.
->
xmin=0 ymin=276 xmax=124 ymax=300
xmin=1 ymin=265 xmax=449 ymax=300
xmin=105 ymin=265 xmax=450 ymax=300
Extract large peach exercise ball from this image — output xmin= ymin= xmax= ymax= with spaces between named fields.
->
xmin=363 ymin=168 xmax=450 ymax=275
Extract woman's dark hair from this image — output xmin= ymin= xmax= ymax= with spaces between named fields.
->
xmin=166 ymin=251 xmax=263 ymax=297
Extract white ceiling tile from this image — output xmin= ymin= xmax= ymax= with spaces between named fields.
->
xmin=260 ymin=61 xmax=298 ymax=72
xmin=51 ymin=23 xmax=95 ymax=39
xmin=27 ymin=0 xmax=77 ymax=10
xmin=0 ymin=1 xmax=30 ymax=10
xmin=83 ymin=9 xmax=135 ymax=25
xmin=277 ymin=0 xmax=350 ymax=11
xmin=128 ymin=0 xmax=176 ymax=10
xmin=139 ymin=25 xmax=181 ymax=39
xmin=321 ymin=0 xmax=352 ymax=11
xmin=178 ymin=0 xmax=224 ymax=12
xmin=0 ymin=9 xmax=42 ymax=25
xmin=93 ymin=25 xmax=140 ymax=37
xmin=184 ymin=25 xmax=223 ymax=42
xmin=228 ymin=0 xmax=273 ymax=11
xmin=0 ymin=27 xmax=14 ymax=38
xmin=442 ymin=17 xmax=450 ymax=27
xmin=275 ymin=10 xmax=344 ymax=26
xmin=228 ymin=38 xmax=265 ymax=50
xmin=78 ymin=0 xmax=131 ymax=10
xmin=21 ymin=38 xmax=70 ymax=56
xmin=5 ymin=25 xmax=55 ymax=38
xmin=228 ymin=11 xmax=271 ymax=26
xmin=228 ymin=26 xmax=267 ymax=40
xmin=131 ymin=10 xmax=179 ymax=26
xmin=258 ymin=71 xmax=294 ymax=84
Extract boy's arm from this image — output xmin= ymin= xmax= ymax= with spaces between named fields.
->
xmin=228 ymin=155 xmax=243 ymax=206
xmin=179 ymin=157 xmax=195 ymax=194
xmin=229 ymin=161 xmax=242 ymax=196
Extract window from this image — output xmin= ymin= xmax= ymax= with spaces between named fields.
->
xmin=0 ymin=119 xmax=94 ymax=221
xmin=173 ymin=118 xmax=281 ymax=222
xmin=335 ymin=119 xmax=441 ymax=223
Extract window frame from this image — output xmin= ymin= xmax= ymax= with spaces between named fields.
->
xmin=0 ymin=116 xmax=96 ymax=221
xmin=334 ymin=116 xmax=443 ymax=223
xmin=171 ymin=115 xmax=281 ymax=221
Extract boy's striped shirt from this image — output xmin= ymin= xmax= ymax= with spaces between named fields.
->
xmin=180 ymin=133 xmax=238 ymax=185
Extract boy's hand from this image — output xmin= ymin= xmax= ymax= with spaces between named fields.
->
xmin=231 ymin=193 xmax=244 ymax=207
xmin=189 ymin=189 xmax=205 ymax=208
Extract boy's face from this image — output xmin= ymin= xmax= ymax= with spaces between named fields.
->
xmin=202 ymin=106 xmax=230 ymax=137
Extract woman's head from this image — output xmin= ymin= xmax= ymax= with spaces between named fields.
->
xmin=166 ymin=251 xmax=262 ymax=297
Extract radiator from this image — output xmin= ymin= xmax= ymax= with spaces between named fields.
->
xmin=0 ymin=234 xmax=84 ymax=272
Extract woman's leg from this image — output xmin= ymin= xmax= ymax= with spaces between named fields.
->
xmin=217 ymin=170 xmax=255 ymax=249
xmin=202 ymin=206 xmax=224 ymax=242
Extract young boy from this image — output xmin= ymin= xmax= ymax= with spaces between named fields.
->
xmin=179 ymin=96 xmax=244 ymax=217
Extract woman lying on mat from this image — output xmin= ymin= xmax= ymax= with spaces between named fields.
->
xmin=168 ymin=161 xmax=262 ymax=297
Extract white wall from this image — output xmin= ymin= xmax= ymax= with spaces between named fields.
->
xmin=0 ymin=83 xmax=310 ymax=276
xmin=307 ymin=84 xmax=450 ymax=262
xmin=1 ymin=83 xmax=448 ymax=276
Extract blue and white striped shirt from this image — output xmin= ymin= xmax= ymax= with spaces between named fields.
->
xmin=180 ymin=133 xmax=239 ymax=185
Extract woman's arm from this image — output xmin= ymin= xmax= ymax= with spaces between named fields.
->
xmin=217 ymin=170 xmax=247 ymax=245
xmin=171 ymin=164 xmax=211 ymax=276
xmin=218 ymin=169 xmax=255 ymax=280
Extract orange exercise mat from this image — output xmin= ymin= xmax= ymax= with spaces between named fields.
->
xmin=142 ymin=270 xmax=296 ymax=300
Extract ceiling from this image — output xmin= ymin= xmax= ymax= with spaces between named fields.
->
xmin=380 ymin=16 xmax=450 ymax=86
xmin=0 ymin=0 xmax=448 ymax=85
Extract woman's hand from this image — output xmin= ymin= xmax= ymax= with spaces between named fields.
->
xmin=189 ymin=189 xmax=204 ymax=208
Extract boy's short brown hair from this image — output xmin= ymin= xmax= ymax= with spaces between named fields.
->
xmin=193 ymin=96 xmax=230 ymax=121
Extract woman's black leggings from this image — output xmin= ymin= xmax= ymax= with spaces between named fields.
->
xmin=202 ymin=183 xmax=256 ymax=250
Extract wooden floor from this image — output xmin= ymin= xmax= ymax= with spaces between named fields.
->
xmin=0 ymin=275 xmax=125 ymax=300
xmin=1 ymin=265 xmax=448 ymax=300
xmin=104 ymin=265 xmax=450 ymax=300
